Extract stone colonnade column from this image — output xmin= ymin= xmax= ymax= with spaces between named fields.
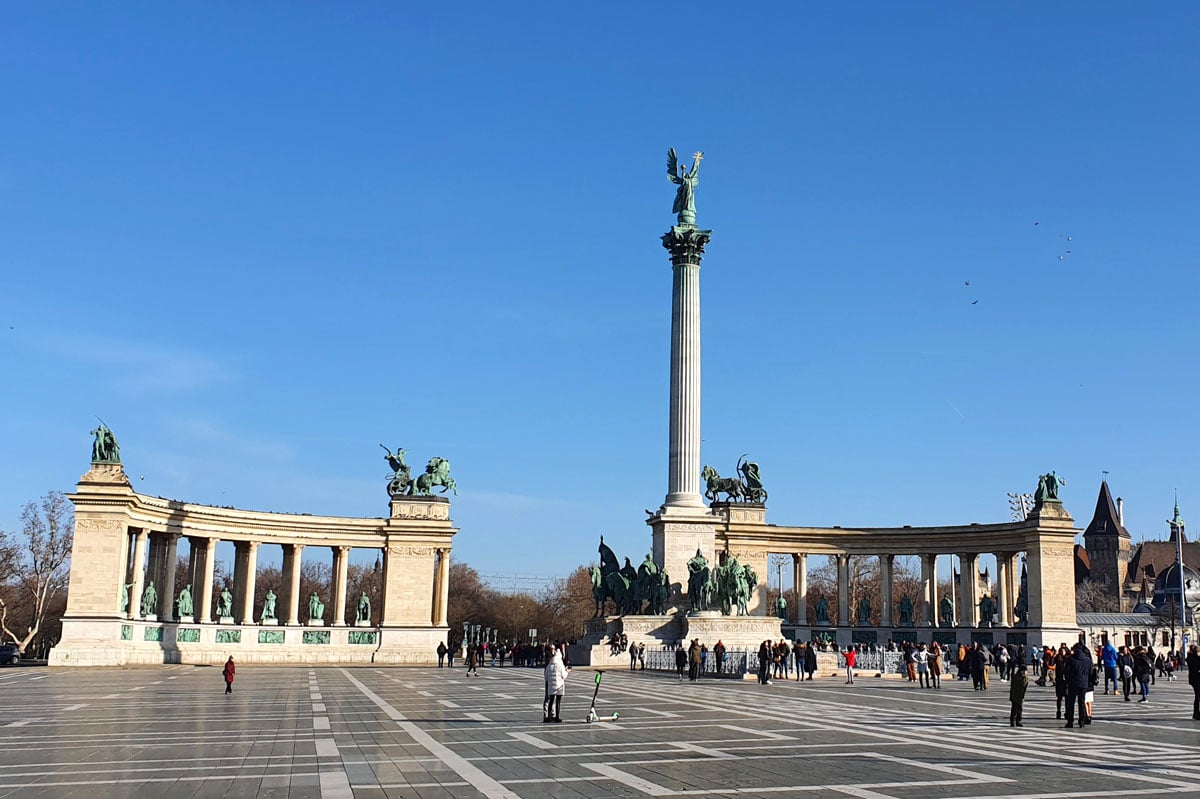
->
xmin=958 ymin=553 xmax=978 ymax=627
xmin=435 ymin=548 xmax=451 ymax=626
xmin=333 ymin=546 xmax=350 ymax=626
xmin=185 ymin=538 xmax=200 ymax=599
xmin=198 ymin=537 xmax=217 ymax=623
xmin=995 ymin=551 xmax=1010 ymax=627
xmin=129 ymin=529 xmax=148 ymax=619
xmin=792 ymin=553 xmax=807 ymax=625
xmin=231 ymin=545 xmax=247 ymax=621
xmin=240 ymin=542 xmax=258 ymax=625
xmin=836 ymin=554 xmax=850 ymax=626
xmin=922 ymin=553 xmax=938 ymax=626
xmin=116 ymin=527 xmax=132 ymax=613
xmin=158 ymin=534 xmax=179 ymax=619
xmin=879 ymin=554 xmax=893 ymax=626
xmin=1005 ymin=552 xmax=1021 ymax=625
xmin=285 ymin=544 xmax=305 ymax=626
xmin=662 ymin=223 xmax=711 ymax=508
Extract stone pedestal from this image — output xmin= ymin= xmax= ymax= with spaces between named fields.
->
xmin=568 ymin=612 xmax=783 ymax=667
xmin=143 ymin=614 xmax=158 ymax=622
xmin=177 ymin=615 xmax=193 ymax=624
xmin=261 ymin=618 xmax=278 ymax=626
xmin=647 ymin=506 xmax=718 ymax=611
xmin=355 ymin=620 xmax=372 ymax=627
xmin=307 ymin=620 xmax=325 ymax=627
xmin=218 ymin=616 xmax=234 ymax=625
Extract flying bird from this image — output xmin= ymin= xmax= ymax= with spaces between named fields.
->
xmin=971 ymin=300 xmax=979 ymax=305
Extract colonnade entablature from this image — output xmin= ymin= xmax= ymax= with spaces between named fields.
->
xmin=51 ymin=461 xmax=456 ymax=666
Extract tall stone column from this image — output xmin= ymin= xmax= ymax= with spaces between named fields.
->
xmin=198 ymin=538 xmax=217 ymax=624
xmin=435 ymin=548 xmax=451 ymax=627
xmin=158 ymin=534 xmax=179 ymax=620
xmin=836 ymin=554 xmax=850 ymax=627
xmin=116 ymin=528 xmax=131 ymax=614
xmin=995 ymin=551 xmax=1010 ymax=627
xmin=958 ymin=553 xmax=978 ymax=627
xmin=332 ymin=545 xmax=350 ymax=626
xmin=185 ymin=538 xmax=199 ymax=598
xmin=240 ymin=542 xmax=258 ymax=625
xmin=661 ymin=223 xmax=712 ymax=509
xmin=285 ymin=544 xmax=305 ymax=626
xmin=793 ymin=553 xmax=807 ymax=625
xmin=129 ymin=529 xmax=148 ymax=619
xmin=231 ymin=544 xmax=247 ymax=621
xmin=879 ymin=554 xmax=894 ymax=626
xmin=926 ymin=554 xmax=939 ymax=627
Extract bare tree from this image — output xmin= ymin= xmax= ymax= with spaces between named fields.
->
xmin=0 ymin=493 xmax=74 ymax=653
xmin=1076 ymin=578 xmax=1119 ymax=613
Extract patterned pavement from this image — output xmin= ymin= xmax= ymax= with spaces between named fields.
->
xmin=2 ymin=662 xmax=1199 ymax=798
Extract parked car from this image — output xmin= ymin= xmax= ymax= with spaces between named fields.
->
xmin=0 ymin=644 xmax=20 ymax=665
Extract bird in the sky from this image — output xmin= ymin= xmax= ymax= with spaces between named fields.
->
xmin=971 ymin=300 xmax=979 ymax=305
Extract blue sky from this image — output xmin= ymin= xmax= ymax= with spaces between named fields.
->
xmin=2 ymin=4 xmax=1198 ymax=584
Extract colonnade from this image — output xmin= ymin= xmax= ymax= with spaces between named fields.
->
xmin=787 ymin=550 xmax=1025 ymax=628
xmin=119 ymin=529 xmax=453 ymax=628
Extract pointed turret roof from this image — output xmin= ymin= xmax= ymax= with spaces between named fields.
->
xmin=1168 ymin=492 xmax=1186 ymax=544
xmin=1083 ymin=480 xmax=1130 ymax=539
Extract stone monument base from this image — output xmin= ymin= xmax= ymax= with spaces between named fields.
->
xmin=568 ymin=612 xmax=783 ymax=667
xmin=143 ymin=614 xmax=158 ymax=622
xmin=307 ymin=620 xmax=325 ymax=627
xmin=261 ymin=618 xmax=278 ymax=626
xmin=177 ymin=615 xmax=193 ymax=624
xmin=355 ymin=620 xmax=372 ymax=627
xmin=219 ymin=616 xmax=234 ymax=625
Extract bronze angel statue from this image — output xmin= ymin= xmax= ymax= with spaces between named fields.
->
xmin=667 ymin=147 xmax=703 ymax=226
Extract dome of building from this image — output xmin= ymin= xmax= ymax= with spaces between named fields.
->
xmin=1151 ymin=561 xmax=1200 ymax=608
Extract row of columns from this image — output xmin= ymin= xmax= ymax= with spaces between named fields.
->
xmin=787 ymin=551 xmax=1024 ymax=627
xmin=122 ymin=531 xmax=451 ymax=627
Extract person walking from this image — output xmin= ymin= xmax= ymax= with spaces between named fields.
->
xmin=542 ymin=646 xmax=568 ymax=723
xmin=1009 ymin=664 xmax=1028 ymax=727
xmin=757 ymin=640 xmax=771 ymax=685
xmin=637 ymin=642 xmax=646 ymax=670
xmin=929 ymin=641 xmax=943 ymax=688
xmin=805 ymin=641 xmax=818 ymax=681
xmin=222 ymin=656 xmax=236 ymax=695
xmin=903 ymin=643 xmax=917 ymax=683
xmin=714 ymin=640 xmax=726 ymax=676
xmin=688 ymin=639 xmax=702 ymax=682
xmin=843 ymin=645 xmax=856 ymax=684
xmin=436 ymin=642 xmax=447 ymax=668
xmin=1054 ymin=644 xmax=1070 ymax=718
xmin=914 ymin=643 xmax=931 ymax=688
xmin=1187 ymin=643 xmax=1200 ymax=720
xmin=1100 ymin=639 xmax=1119 ymax=695
xmin=1063 ymin=643 xmax=1091 ymax=728
xmin=630 ymin=643 xmax=639 ymax=671
xmin=778 ymin=640 xmax=791 ymax=680
xmin=675 ymin=644 xmax=687 ymax=681
xmin=1117 ymin=645 xmax=1135 ymax=701
xmin=466 ymin=644 xmax=479 ymax=677
xmin=1134 ymin=646 xmax=1153 ymax=702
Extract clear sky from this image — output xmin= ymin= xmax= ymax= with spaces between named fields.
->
xmin=2 ymin=4 xmax=1198 ymax=585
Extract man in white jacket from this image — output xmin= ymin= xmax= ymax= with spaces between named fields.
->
xmin=543 ymin=646 xmax=569 ymax=723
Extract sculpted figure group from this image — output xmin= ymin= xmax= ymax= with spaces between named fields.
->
xmin=591 ymin=538 xmax=670 ymax=617
xmin=381 ymin=445 xmax=457 ymax=497
xmin=701 ymin=455 xmax=768 ymax=504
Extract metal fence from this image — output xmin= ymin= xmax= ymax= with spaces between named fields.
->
xmin=622 ymin=646 xmax=944 ymax=678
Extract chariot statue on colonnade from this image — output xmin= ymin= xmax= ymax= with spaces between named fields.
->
xmin=382 ymin=445 xmax=458 ymax=497
xmin=701 ymin=455 xmax=767 ymax=505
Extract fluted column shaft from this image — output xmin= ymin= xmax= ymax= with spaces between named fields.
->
xmin=793 ymin=553 xmax=807 ymax=625
xmin=333 ymin=546 xmax=350 ymax=626
xmin=286 ymin=544 xmax=305 ymax=626
xmin=198 ymin=538 xmax=217 ymax=624
xmin=129 ymin=529 xmax=148 ymax=619
xmin=435 ymin=548 xmax=451 ymax=626
xmin=666 ymin=259 xmax=704 ymax=507
xmin=836 ymin=554 xmax=850 ymax=626
xmin=240 ymin=542 xmax=258 ymax=625
xmin=958 ymin=553 xmax=978 ymax=627
xmin=926 ymin=554 xmax=939 ymax=627
xmin=159 ymin=534 xmax=179 ymax=619
xmin=879 ymin=555 xmax=894 ymax=626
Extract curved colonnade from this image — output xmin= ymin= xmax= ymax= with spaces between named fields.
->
xmin=50 ymin=463 xmax=455 ymax=666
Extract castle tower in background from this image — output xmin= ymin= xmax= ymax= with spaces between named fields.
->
xmin=1082 ymin=480 xmax=1132 ymax=611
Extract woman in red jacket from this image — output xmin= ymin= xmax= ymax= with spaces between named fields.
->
xmin=223 ymin=656 xmax=236 ymax=694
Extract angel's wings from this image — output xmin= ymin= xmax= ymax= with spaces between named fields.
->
xmin=667 ymin=147 xmax=681 ymax=184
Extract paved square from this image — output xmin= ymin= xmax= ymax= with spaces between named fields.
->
xmin=3 ymin=664 xmax=1200 ymax=798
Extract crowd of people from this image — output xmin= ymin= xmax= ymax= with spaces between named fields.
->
xmin=435 ymin=639 xmax=570 ymax=671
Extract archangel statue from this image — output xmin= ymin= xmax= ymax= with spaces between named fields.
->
xmin=90 ymin=421 xmax=121 ymax=464
xmin=1034 ymin=471 xmax=1065 ymax=503
xmin=667 ymin=148 xmax=703 ymax=226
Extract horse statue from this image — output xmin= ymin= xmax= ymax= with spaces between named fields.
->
xmin=701 ymin=465 xmax=744 ymax=504
xmin=412 ymin=457 xmax=457 ymax=496
xmin=715 ymin=558 xmax=742 ymax=616
xmin=593 ymin=536 xmax=622 ymax=616
xmin=635 ymin=554 xmax=660 ymax=615
xmin=648 ymin=571 xmax=670 ymax=615
xmin=737 ymin=455 xmax=767 ymax=503
xmin=605 ymin=571 xmax=636 ymax=615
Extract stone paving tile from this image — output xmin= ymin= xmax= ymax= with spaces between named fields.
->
xmin=3 ymin=664 xmax=1200 ymax=797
